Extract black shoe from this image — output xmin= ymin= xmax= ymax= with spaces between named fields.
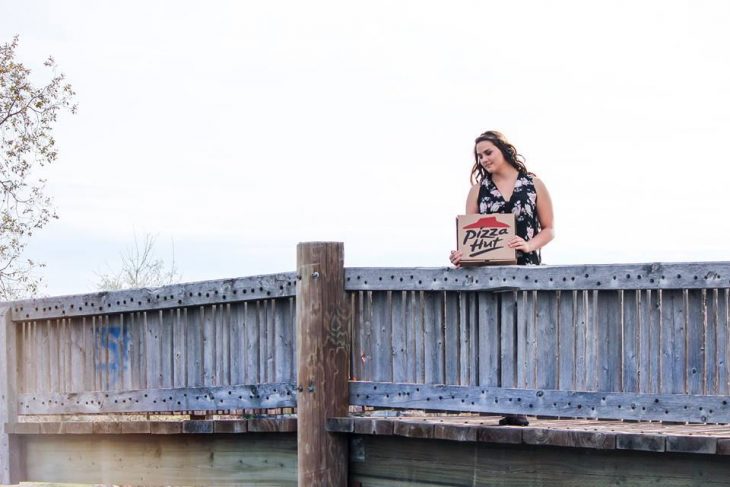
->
xmin=499 ymin=414 xmax=529 ymax=426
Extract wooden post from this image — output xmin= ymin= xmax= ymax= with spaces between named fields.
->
xmin=0 ymin=307 xmax=21 ymax=483
xmin=296 ymin=242 xmax=349 ymax=486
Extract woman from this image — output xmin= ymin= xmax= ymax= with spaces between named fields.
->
xmin=450 ymin=130 xmax=554 ymax=267
xmin=450 ymin=130 xmax=555 ymax=426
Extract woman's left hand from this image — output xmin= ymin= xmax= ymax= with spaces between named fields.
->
xmin=508 ymin=236 xmax=532 ymax=253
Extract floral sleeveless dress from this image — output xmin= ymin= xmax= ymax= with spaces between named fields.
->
xmin=477 ymin=173 xmax=541 ymax=265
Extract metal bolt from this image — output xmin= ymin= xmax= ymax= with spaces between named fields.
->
xmin=312 ymin=271 xmax=320 ymax=279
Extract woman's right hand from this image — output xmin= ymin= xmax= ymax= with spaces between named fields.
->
xmin=449 ymin=250 xmax=463 ymax=268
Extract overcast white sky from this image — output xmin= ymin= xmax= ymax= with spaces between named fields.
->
xmin=2 ymin=0 xmax=729 ymax=296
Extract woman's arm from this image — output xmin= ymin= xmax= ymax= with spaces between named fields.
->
xmin=465 ymin=183 xmax=480 ymax=213
xmin=507 ymin=176 xmax=555 ymax=253
xmin=528 ymin=177 xmax=555 ymax=251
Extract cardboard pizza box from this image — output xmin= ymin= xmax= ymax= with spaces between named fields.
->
xmin=456 ymin=214 xmax=517 ymax=266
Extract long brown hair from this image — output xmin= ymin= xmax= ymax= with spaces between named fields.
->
xmin=470 ymin=130 xmax=529 ymax=185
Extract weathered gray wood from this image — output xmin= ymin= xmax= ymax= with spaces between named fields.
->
xmin=661 ymin=290 xmax=686 ymax=393
xmin=467 ymin=292 xmax=478 ymax=386
xmin=405 ymin=291 xmax=418 ymax=383
xmin=9 ymin=272 xmax=297 ymax=321
xmin=203 ymin=304 xmax=216 ymax=385
xmin=526 ymin=291 xmax=538 ymax=388
xmin=422 ymin=292 xmax=440 ymax=384
xmin=371 ymin=291 xmax=390 ymax=382
xmin=344 ymin=263 xmax=730 ymax=292
xmin=187 ymin=306 xmax=204 ymax=387
xmin=392 ymin=291 xmax=407 ymax=383
xmin=258 ymin=300 xmax=267 ymax=383
xmin=349 ymin=292 xmax=363 ymax=381
xmin=230 ymin=303 xmax=244 ymax=386
xmin=146 ymin=310 xmax=162 ymax=389
xmin=638 ymin=290 xmax=650 ymax=393
xmin=1 ymin=308 xmax=21 ymax=484
xmin=160 ymin=309 xmax=173 ymax=389
xmin=573 ymin=291 xmax=588 ymax=390
xmin=477 ymin=292 xmax=499 ymax=387
xmin=500 ymin=292 xmax=517 ymax=388
xmin=584 ymin=291 xmax=597 ymax=390
xmin=624 ymin=290 xmax=639 ymax=392
xmin=414 ymin=292 xmax=425 ymax=383
xmin=265 ymin=300 xmax=275 ymax=383
xmin=516 ymin=291 xmax=529 ymax=388
xmin=244 ymin=301 xmax=259 ymax=384
xmin=597 ymin=291 xmax=622 ymax=392
xmin=443 ymin=292 xmax=459 ymax=385
xmin=535 ymin=291 xmax=557 ymax=390
xmin=350 ymin=381 xmax=730 ymax=423
xmin=558 ymin=290 xmax=575 ymax=389
xmin=49 ymin=319 xmax=59 ymax=393
xmin=648 ymin=289 xmax=662 ymax=394
xmin=707 ymin=290 xmax=720 ymax=394
xmin=173 ymin=308 xmax=186 ymax=388
xmin=18 ymin=382 xmax=297 ymax=414
xmin=687 ymin=289 xmax=705 ymax=395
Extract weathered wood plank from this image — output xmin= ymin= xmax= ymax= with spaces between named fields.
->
xmin=18 ymin=382 xmax=297 ymax=414
xmin=392 ymin=291 xmax=407 ymax=383
xmin=535 ymin=291 xmax=557 ymax=390
xmin=350 ymin=381 xmax=730 ymax=423
xmin=596 ymin=291 xmax=622 ymax=392
xmin=478 ymin=292 xmax=499 ymax=387
xmin=414 ymin=292 xmax=424 ymax=384
xmin=10 ymin=272 xmax=298 ymax=321
xmin=1 ymin=308 xmax=21 ymax=484
xmin=687 ymin=289 xmax=706 ymax=395
xmin=574 ymin=291 xmax=587 ymax=390
xmin=244 ymin=301 xmax=259 ymax=384
xmin=173 ymin=308 xmax=187 ymax=388
xmin=187 ymin=306 xmax=204 ymax=387
xmin=265 ymin=300 xmax=275 ymax=383
xmin=371 ymin=291 xmax=390 ymax=382
xmin=623 ymin=290 xmax=639 ymax=392
xmin=467 ymin=292 xmax=478 ymax=386
xmin=203 ymin=304 xmax=216 ymax=386
xmin=500 ymin=292 xmax=517 ymax=388
xmin=146 ymin=310 xmax=162 ymax=389
xmin=558 ymin=290 xmax=575 ymax=390
xmin=23 ymin=432 xmax=297 ymax=486
xmin=648 ymin=289 xmax=662 ymax=394
xmin=344 ymin=263 xmax=730 ymax=293
xmin=516 ymin=291 xmax=529 ymax=388
xmin=443 ymin=292 xmax=459 ymax=385
xmin=160 ymin=309 xmax=174 ymax=389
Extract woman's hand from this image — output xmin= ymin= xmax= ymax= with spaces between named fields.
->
xmin=449 ymin=249 xmax=463 ymax=268
xmin=508 ymin=237 xmax=532 ymax=253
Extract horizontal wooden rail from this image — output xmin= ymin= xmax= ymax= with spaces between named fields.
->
xmin=345 ymin=263 xmax=730 ymax=291
xmin=350 ymin=381 xmax=730 ymax=423
xmin=17 ymin=382 xmax=297 ymax=415
xmin=9 ymin=272 xmax=297 ymax=321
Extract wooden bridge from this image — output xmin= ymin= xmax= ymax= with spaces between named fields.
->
xmin=2 ymin=242 xmax=730 ymax=485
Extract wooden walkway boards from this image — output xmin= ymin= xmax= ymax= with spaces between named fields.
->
xmin=327 ymin=415 xmax=730 ymax=456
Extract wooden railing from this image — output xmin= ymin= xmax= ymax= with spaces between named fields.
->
xmin=2 ymin=247 xmax=730 ymax=483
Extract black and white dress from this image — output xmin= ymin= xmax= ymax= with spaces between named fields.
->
xmin=477 ymin=173 xmax=541 ymax=265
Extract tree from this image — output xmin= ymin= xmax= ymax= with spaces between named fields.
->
xmin=96 ymin=233 xmax=182 ymax=291
xmin=1 ymin=36 xmax=76 ymax=299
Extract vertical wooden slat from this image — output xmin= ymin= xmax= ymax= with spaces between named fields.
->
xmin=423 ymin=292 xmax=436 ymax=384
xmin=202 ymin=305 xmax=215 ymax=386
xmin=516 ymin=291 xmax=529 ymax=388
xmin=687 ymin=289 xmax=705 ymax=395
xmin=392 ymin=291 xmax=407 ymax=383
xmin=145 ymin=310 xmax=162 ymax=389
xmin=127 ymin=313 xmax=141 ymax=390
xmin=349 ymin=293 xmax=360 ymax=381
xmin=258 ymin=301 xmax=267 ymax=383
xmin=573 ymin=291 xmax=586 ymax=391
xmin=660 ymin=290 xmax=682 ymax=393
xmin=534 ymin=291 xmax=558 ymax=390
xmin=49 ymin=319 xmax=59 ymax=393
xmin=444 ymin=292 xmax=459 ymax=385
xmin=69 ymin=318 xmax=83 ymax=393
xmin=527 ymin=291 xmax=539 ymax=388
xmin=245 ymin=301 xmax=260 ymax=384
xmin=266 ymin=300 xmax=276 ymax=383
xmin=371 ymin=291 xmax=388 ymax=382
xmin=359 ymin=291 xmax=373 ymax=382
xmin=214 ymin=304 xmax=225 ymax=386
xmin=186 ymin=306 xmax=202 ymax=387
xmin=457 ymin=292 xmax=468 ymax=385
xmin=623 ymin=290 xmax=640 ymax=393
xmin=638 ymin=290 xmax=651 ymax=393
xmin=597 ymin=291 xmax=622 ymax=392
xmin=274 ymin=298 xmax=289 ymax=383
xmin=406 ymin=291 xmax=418 ymax=383
xmin=557 ymin=290 xmax=575 ymax=390
xmin=478 ymin=292 xmax=499 ymax=387
xmin=468 ymin=293 xmax=478 ymax=386
xmin=1 ymin=308 xmax=21 ymax=484
xmin=230 ymin=303 xmax=244 ymax=385
xmin=173 ymin=308 xmax=187 ymax=388
xmin=707 ymin=290 xmax=720 ymax=395
xmin=584 ymin=291 xmax=597 ymax=390
xmin=710 ymin=289 xmax=728 ymax=395
xmin=414 ymin=291 xmax=425 ymax=384
xmin=500 ymin=291 xmax=518 ymax=388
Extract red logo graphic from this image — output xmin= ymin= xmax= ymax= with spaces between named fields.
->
xmin=463 ymin=216 xmax=510 ymax=229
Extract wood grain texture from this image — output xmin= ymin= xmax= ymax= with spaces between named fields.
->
xmin=0 ymin=307 xmax=21 ymax=484
xmin=23 ymin=433 xmax=297 ymax=486
xmin=296 ymin=242 xmax=349 ymax=486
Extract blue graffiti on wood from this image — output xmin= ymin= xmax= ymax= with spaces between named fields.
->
xmin=95 ymin=321 xmax=131 ymax=387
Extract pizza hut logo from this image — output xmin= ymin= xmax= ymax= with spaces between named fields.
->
xmin=462 ymin=216 xmax=510 ymax=257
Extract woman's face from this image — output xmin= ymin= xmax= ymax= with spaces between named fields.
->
xmin=476 ymin=140 xmax=506 ymax=174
